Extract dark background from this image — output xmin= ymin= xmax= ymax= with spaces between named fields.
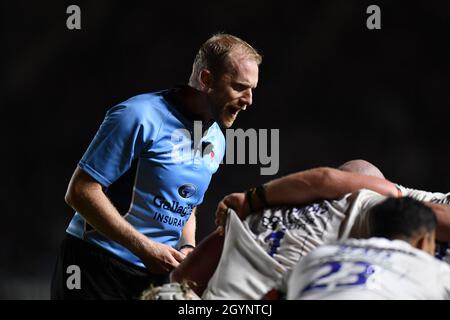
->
xmin=2 ymin=0 xmax=449 ymax=299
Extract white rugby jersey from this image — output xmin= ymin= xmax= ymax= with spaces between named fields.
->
xmin=396 ymin=185 xmax=450 ymax=204
xmin=445 ymin=250 xmax=450 ymax=265
xmin=202 ymin=209 xmax=286 ymax=300
xmin=202 ymin=189 xmax=386 ymax=299
xmin=245 ymin=190 xmax=386 ymax=268
xmin=286 ymin=237 xmax=450 ymax=300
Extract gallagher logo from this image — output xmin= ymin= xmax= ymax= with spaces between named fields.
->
xmin=178 ymin=184 xmax=197 ymax=198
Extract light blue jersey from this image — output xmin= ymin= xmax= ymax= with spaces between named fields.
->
xmin=66 ymin=87 xmax=225 ymax=268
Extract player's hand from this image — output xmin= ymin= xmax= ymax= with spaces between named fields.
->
xmin=141 ymin=241 xmax=186 ymax=274
xmin=215 ymin=192 xmax=249 ymax=235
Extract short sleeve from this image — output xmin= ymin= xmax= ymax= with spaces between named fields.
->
xmin=78 ymin=103 xmax=156 ymax=187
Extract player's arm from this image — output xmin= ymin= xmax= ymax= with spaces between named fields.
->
xmin=264 ymin=167 xmax=398 ymax=205
xmin=171 ymin=229 xmax=224 ymax=296
xmin=65 ymin=167 xmax=185 ymax=273
xmin=179 ymin=207 xmax=197 ymax=255
xmin=216 ymin=167 xmax=399 ymax=227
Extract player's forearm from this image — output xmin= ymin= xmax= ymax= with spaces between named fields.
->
xmin=321 ymin=169 xmax=399 ymax=199
xmin=171 ymin=229 xmax=224 ymax=296
xmin=263 ymin=168 xmax=327 ymax=206
xmin=264 ymin=167 xmax=398 ymax=206
xmin=65 ymin=170 xmax=153 ymax=260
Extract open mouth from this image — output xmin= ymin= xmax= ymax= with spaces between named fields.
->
xmin=228 ymin=106 xmax=241 ymax=116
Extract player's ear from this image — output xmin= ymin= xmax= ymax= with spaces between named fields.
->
xmin=199 ymin=69 xmax=213 ymax=90
xmin=415 ymin=236 xmax=425 ymax=251
xmin=415 ymin=231 xmax=435 ymax=255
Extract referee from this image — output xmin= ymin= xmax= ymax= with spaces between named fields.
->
xmin=51 ymin=33 xmax=262 ymax=299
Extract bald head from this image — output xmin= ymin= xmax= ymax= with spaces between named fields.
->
xmin=338 ymin=159 xmax=385 ymax=178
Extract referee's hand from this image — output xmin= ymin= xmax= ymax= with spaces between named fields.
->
xmin=141 ymin=241 xmax=186 ymax=274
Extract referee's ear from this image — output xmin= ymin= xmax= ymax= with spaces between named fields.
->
xmin=199 ymin=69 xmax=213 ymax=90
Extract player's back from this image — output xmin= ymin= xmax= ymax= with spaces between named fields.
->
xmin=202 ymin=190 xmax=385 ymax=299
xmin=286 ymin=237 xmax=450 ymax=300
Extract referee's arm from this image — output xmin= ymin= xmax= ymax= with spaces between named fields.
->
xmin=65 ymin=167 xmax=186 ymax=272
xmin=179 ymin=208 xmax=196 ymax=255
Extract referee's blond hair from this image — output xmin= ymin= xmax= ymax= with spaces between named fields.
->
xmin=189 ymin=33 xmax=262 ymax=88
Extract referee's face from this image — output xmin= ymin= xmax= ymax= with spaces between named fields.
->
xmin=208 ymin=52 xmax=259 ymax=128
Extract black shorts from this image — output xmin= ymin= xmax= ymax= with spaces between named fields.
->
xmin=50 ymin=234 xmax=169 ymax=300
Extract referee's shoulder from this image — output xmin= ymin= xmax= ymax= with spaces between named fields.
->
xmin=114 ymin=91 xmax=169 ymax=120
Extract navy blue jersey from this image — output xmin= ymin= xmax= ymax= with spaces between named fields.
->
xmin=67 ymin=88 xmax=225 ymax=268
